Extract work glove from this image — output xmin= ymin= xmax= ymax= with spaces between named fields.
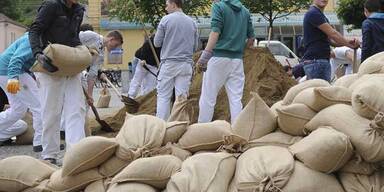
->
xmin=36 ymin=53 xmax=58 ymax=73
xmin=197 ymin=50 xmax=213 ymax=73
xmin=6 ymin=79 xmax=20 ymax=94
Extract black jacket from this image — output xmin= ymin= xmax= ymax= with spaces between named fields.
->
xmin=362 ymin=13 xmax=384 ymax=62
xmin=29 ymin=0 xmax=85 ymax=57
xmin=135 ymin=37 xmax=161 ymax=67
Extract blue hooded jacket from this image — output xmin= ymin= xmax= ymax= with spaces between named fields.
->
xmin=362 ymin=13 xmax=384 ymax=62
xmin=0 ymin=33 xmax=35 ymax=79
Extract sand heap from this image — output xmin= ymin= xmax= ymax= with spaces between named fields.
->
xmin=91 ymin=47 xmax=297 ymax=134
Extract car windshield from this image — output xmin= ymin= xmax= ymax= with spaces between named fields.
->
xmin=267 ymin=44 xmax=290 ymax=58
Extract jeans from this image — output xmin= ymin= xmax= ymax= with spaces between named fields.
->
xmin=303 ymin=59 xmax=331 ymax=82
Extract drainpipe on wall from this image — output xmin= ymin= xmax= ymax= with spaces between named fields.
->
xmin=4 ymin=23 xmax=8 ymax=50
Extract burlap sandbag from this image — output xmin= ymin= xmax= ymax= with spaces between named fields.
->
xmin=15 ymin=110 xmax=34 ymax=145
xmin=107 ymin=183 xmax=158 ymax=192
xmin=62 ymin=136 xmax=118 ymax=176
xmin=282 ymin=162 xmax=345 ymax=192
xmin=339 ymin=171 xmax=384 ymax=192
xmin=282 ymin=79 xmax=330 ymax=105
xmin=289 ymin=127 xmax=353 ymax=173
xmin=142 ymin=143 xmax=192 ymax=161
xmin=96 ymin=88 xmax=111 ymax=108
xmin=84 ymin=179 xmax=111 ymax=192
xmin=162 ymin=121 xmax=189 ymax=145
xmin=22 ymin=180 xmax=50 ymax=192
xmin=167 ymin=96 xmax=196 ymax=123
xmin=292 ymin=86 xmax=352 ymax=112
xmin=166 ymin=152 xmax=236 ymax=192
xmin=334 ymin=74 xmax=359 ymax=88
xmin=243 ymin=131 xmax=302 ymax=151
xmin=305 ymin=104 xmax=384 ymax=162
xmin=270 ymin=100 xmax=284 ymax=117
xmin=115 ymin=115 xmax=166 ymax=161
xmin=111 ymin=155 xmax=182 ymax=189
xmin=232 ymin=92 xmax=276 ymax=141
xmin=0 ymin=156 xmax=57 ymax=192
xmin=98 ymin=155 xmax=130 ymax=178
xmin=348 ymin=74 xmax=384 ymax=91
xmin=276 ymin=103 xmax=316 ymax=136
xmin=358 ymin=51 xmax=384 ymax=77
xmin=178 ymin=120 xmax=232 ymax=153
xmin=30 ymin=44 xmax=92 ymax=76
xmin=46 ymin=168 xmax=102 ymax=192
xmin=233 ymin=146 xmax=294 ymax=191
xmin=351 ymin=80 xmax=384 ymax=119
xmin=340 ymin=154 xmax=380 ymax=175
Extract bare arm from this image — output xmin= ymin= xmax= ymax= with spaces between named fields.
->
xmin=205 ymin=31 xmax=220 ymax=51
xmin=318 ymin=23 xmax=357 ymax=49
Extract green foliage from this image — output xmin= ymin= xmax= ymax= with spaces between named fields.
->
xmin=0 ymin=0 xmax=23 ymax=21
xmin=243 ymin=0 xmax=311 ymax=28
xmin=336 ymin=0 xmax=365 ymax=29
xmin=109 ymin=0 xmax=211 ymax=29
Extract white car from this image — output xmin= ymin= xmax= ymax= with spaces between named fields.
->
xmin=257 ymin=40 xmax=300 ymax=67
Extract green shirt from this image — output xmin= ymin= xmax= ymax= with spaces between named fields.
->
xmin=211 ymin=0 xmax=255 ymax=59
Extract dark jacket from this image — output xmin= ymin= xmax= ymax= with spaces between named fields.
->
xmin=362 ymin=13 xmax=384 ymax=62
xmin=134 ymin=37 xmax=161 ymax=67
xmin=29 ymin=0 xmax=85 ymax=57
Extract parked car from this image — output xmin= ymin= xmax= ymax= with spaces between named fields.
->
xmin=257 ymin=40 xmax=300 ymax=67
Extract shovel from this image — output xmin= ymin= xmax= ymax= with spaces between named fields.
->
xmin=82 ymin=88 xmax=114 ymax=132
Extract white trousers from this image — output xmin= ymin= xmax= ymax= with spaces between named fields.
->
xmin=156 ymin=60 xmax=193 ymax=120
xmin=36 ymin=73 xmax=86 ymax=159
xmin=331 ymin=59 xmax=352 ymax=79
xmin=128 ymin=62 xmax=158 ymax=98
xmin=0 ymin=74 xmax=42 ymax=145
xmin=198 ymin=57 xmax=245 ymax=124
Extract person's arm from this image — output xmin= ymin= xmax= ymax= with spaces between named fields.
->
xmin=205 ymin=4 xmax=223 ymax=51
xmin=318 ymin=23 xmax=357 ymax=49
xmin=28 ymin=1 xmax=57 ymax=57
xmin=246 ymin=12 xmax=256 ymax=48
xmin=154 ymin=18 xmax=166 ymax=48
xmin=193 ymin=22 xmax=199 ymax=52
xmin=8 ymin=39 xmax=34 ymax=80
xmin=361 ymin=20 xmax=372 ymax=62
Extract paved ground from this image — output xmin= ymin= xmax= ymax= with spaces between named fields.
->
xmin=0 ymin=87 xmax=124 ymax=165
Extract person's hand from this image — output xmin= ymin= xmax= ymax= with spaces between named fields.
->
xmin=100 ymin=72 xmax=107 ymax=81
xmin=6 ymin=79 xmax=20 ymax=94
xmin=348 ymin=38 xmax=360 ymax=49
xmin=36 ymin=53 xmax=58 ymax=73
xmin=86 ymin=96 xmax=94 ymax=106
xmin=197 ymin=50 xmax=213 ymax=73
xmin=140 ymin=60 xmax=147 ymax=66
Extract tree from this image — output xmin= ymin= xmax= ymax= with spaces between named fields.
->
xmin=336 ymin=0 xmax=365 ymax=29
xmin=0 ymin=0 xmax=22 ymax=21
xmin=242 ymin=0 xmax=311 ymax=38
xmin=109 ymin=0 xmax=211 ymax=29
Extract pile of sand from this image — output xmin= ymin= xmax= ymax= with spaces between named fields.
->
xmin=91 ymin=47 xmax=297 ymax=134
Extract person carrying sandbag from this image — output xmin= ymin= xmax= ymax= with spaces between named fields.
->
xmin=197 ymin=0 xmax=255 ymax=124
xmin=0 ymin=33 xmax=43 ymax=149
xmin=28 ymin=0 xmax=88 ymax=165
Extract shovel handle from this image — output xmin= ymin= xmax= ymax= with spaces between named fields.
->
xmin=82 ymin=87 xmax=102 ymax=121
xmin=352 ymin=48 xmax=358 ymax=73
xmin=103 ymin=76 xmax=122 ymax=99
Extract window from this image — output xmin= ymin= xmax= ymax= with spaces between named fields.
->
xmin=10 ymin=32 xmax=16 ymax=43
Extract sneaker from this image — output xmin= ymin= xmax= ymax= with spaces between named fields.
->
xmin=43 ymin=158 xmax=57 ymax=165
xmin=0 ymin=139 xmax=14 ymax=146
xmin=33 ymin=144 xmax=65 ymax=152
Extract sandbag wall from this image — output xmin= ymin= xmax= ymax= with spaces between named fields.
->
xmin=1 ymin=52 xmax=384 ymax=192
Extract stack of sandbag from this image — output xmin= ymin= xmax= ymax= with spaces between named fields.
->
xmin=96 ymin=87 xmax=111 ymax=108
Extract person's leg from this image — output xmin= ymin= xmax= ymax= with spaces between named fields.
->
xmin=128 ymin=62 xmax=147 ymax=98
xmin=141 ymin=65 xmax=158 ymax=96
xmin=345 ymin=64 xmax=353 ymax=75
xmin=174 ymin=62 xmax=193 ymax=98
xmin=0 ymin=76 xmax=28 ymax=140
xmin=198 ymin=57 xmax=230 ymax=123
xmin=156 ymin=61 xmax=176 ymax=120
xmin=0 ymin=87 xmax=7 ymax=112
xmin=36 ymin=73 xmax=64 ymax=160
xmin=62 ymin=74 xmax=86 ymax=150
xmin=0 ymin=120 xmax=27 ymax=142
xmin=224 ymin=59 xmax=245 ymax=124
xmin=319 ymin=60 xmax=332 ymax=82
xmin=17 ymin=74 xmax=43 ymax=147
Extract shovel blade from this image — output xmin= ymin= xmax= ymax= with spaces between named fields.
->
xmin=97 ymin=120 xmax=114 ymax=132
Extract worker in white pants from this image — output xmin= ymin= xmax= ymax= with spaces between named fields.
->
xmin=0 ymin=32 xmax=43 ymax=148
xmin=0 ymin=74 xmax=42 ymax=147
xmin=156 ymin=61 xmax=193 ymax=120
xmin=330 ymin=46 xmax=361 ymax=79
xmin=197 ymin=0 xmax=255 ymax=124
xmin=198 ymin=57 xmax=244 ymax=124
xmin=154 ymin=0 xmax=199 ymax=120
xmin=35 ymin=72 xmax=86 ymax=161
xmin=128 ymin=60 xmax=158 ymax=98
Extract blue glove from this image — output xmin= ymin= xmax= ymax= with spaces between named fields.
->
xmin=197 ymin=50 xmax=213 ymax=73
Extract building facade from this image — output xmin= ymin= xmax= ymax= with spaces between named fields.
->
xmin=0 ymin=14 xmax=27 ymax=53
